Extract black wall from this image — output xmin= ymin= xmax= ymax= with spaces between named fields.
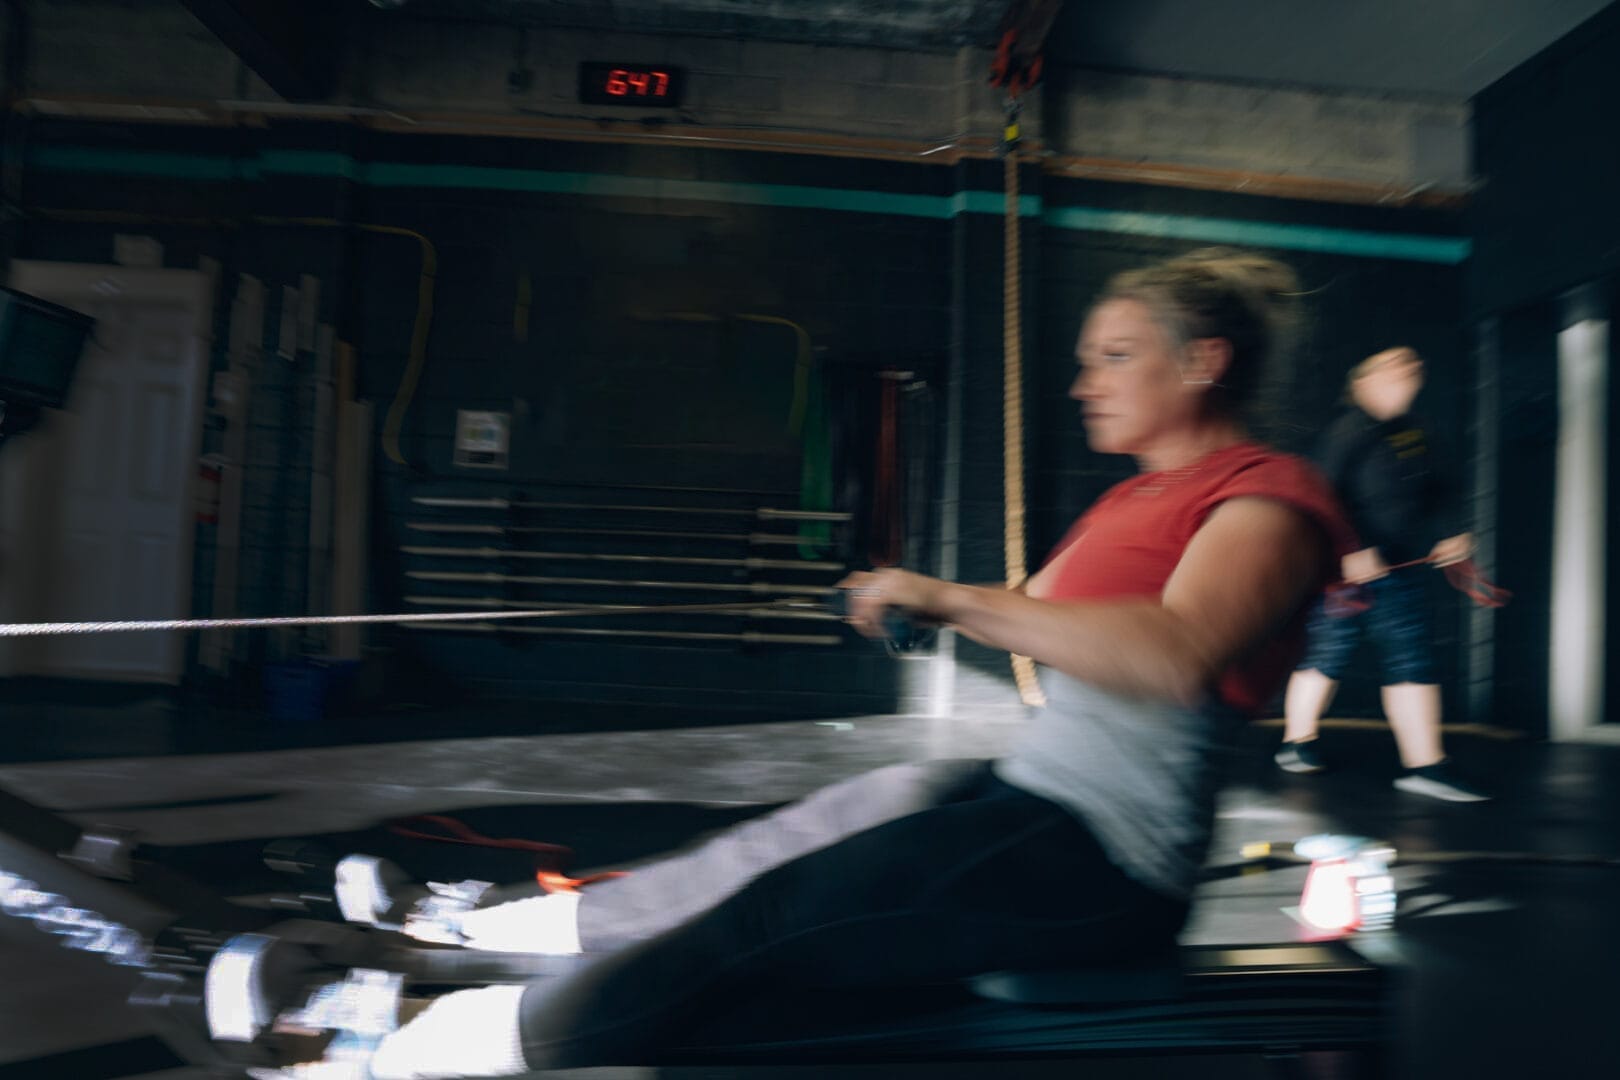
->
xmin=4 ymin=117 xmax=1470 ymax=721
xmin=1469 ymin=1 xmax=1620 ymax=737
xmin=1469 ymin=2 xmax=1620 ymax=316
xmin=1486 ymin=305 xmax=1558 ymax=735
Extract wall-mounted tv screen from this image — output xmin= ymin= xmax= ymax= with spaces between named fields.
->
xmin=0 ymin=286 xmax=93 ymax=409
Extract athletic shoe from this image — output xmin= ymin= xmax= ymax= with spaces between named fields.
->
xmin=334 ymin=854 xmax=422 ymax=926
xmin=1393 ymin=761 xmax=1492 ymax=802
xmin=333 ymin=855 xmax=492 ymax=937
xmin=1274 ymin=739 xmax=1326 ymax=774
xmin=248 ymin=1064 xmax=369 ymax=1079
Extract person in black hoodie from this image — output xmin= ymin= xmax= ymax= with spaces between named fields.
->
xmin=1275 ymin=346 xmax=1489 ymax=801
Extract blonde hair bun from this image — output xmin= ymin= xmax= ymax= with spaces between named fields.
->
xmin=1098 ymin=246 xmax=1304 ymax=413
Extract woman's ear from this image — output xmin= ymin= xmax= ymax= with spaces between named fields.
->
xmin=1185 ymin=337 xmax=1233 ymax=387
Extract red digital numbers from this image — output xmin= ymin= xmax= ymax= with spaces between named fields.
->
xmin=605 ymin=68 xmax=669 ymax=98
xmin=580 ymin=63 xmax=682 ymax=106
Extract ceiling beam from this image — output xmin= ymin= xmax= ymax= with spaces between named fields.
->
xmin=180 ymin=0 xmax=345 ymax=101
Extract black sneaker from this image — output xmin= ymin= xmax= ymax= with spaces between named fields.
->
xmin=1393 ymin=761 xmax=1491 ymax=802
xmin=1274 ymin=739 xmax=1326 ymax=774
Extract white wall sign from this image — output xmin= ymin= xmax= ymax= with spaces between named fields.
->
xmin=454 ymin=410 xmax=510 ymax=470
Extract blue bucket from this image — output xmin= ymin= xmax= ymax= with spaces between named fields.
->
xmin=264 ymin=659 xmax=360 ymax=723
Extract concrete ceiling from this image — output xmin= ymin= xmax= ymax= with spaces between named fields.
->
xmin=374 ymin=1 xmax=1010 ymax=51
xmin=377 ymin=0 xmax=1616 ymax=100
xmin=1046 ymin=0 xmax=1618 ymax=99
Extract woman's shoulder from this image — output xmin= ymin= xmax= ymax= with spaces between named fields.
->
xmin=1203 ymin=444 xmax=1357 ymax=553
xmin=1214 ymin=442 xmax=1326 ymax=487
xmin=1194 ymin=443 xmax=1344 ymax=512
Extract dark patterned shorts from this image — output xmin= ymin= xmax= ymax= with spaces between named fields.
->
xmin=1298 ymin=565 xmax=1436 ymax=684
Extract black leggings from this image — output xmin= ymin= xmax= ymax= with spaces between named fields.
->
xmin=514 ymin=759 xmax=1187 ymax=1069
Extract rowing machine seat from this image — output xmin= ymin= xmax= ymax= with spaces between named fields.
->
xmin=662 ymin=939 xmax=1390 ymax=1071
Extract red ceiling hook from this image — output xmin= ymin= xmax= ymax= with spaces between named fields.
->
xmin=989 ymin=28 xmax=1046 ymax=97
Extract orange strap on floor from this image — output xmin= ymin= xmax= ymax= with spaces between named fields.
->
xmin=536 ymin=868 xmax=629 ymax=894
xmin=389 ymin=814 xmax=631 ymax=892
xmin=389 ymin=814 xmax=571 ymax=861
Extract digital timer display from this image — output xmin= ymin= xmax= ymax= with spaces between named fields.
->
xmin=578 ymin=63 xmax=686 ymax=107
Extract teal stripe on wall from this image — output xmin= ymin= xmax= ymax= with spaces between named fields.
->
xmin=28 ymin=145 xmax=1469 ymax=264
xmin=950 ymin=190 xmax=1044 ymax=217
xmin=258 ymin=149 xmax=361 ymax=181
xmin=32 ymin=145 xmax=243 ymax=180
xmin=1044 ymin=206 xmax=1470 ymax=265
xmin=363 ymin=162 xmax=959 ymax=218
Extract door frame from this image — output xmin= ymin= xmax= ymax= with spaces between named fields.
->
xmin=0 ymin=261 xmax=214 ymax=682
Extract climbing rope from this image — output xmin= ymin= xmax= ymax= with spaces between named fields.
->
xmin=1002 ymin=111 xmax=1045 ymax=708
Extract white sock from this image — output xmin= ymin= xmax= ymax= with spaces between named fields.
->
xmin=368 ymin=985 xmax=528 ymax=1079
xmin=454 ymin=891 xmax=583 ymax=955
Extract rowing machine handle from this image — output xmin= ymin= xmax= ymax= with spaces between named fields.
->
xmin=828 ymin=588 xmax=934 ymax=652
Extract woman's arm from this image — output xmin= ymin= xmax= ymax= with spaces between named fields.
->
xmin=1427 ymin=532 xmax=1473 ymax=567
xmin=1342 ymin=546 xmax=1390 ymax=583
xmin=842 ymin=497 xmax=1325 ymax=708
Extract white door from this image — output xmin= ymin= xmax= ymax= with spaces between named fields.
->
xmin=0 ymin=263 xmax=212 ymax=683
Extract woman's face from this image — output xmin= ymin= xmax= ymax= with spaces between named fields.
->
xmin=1070 ymin=298 xmax=1206 ymax=456
xmin=1352 ymin=348 xmax=1424 ymax=420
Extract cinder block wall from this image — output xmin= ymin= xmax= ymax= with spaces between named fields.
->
xmin=4 ymin=2 xmax=1475 ymax=719
xmin=1053 ymin=68 xmax=1468 ymax=190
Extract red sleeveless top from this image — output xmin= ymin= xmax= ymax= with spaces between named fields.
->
xmin=1033 ymin=443 xmax=1359 ymax=714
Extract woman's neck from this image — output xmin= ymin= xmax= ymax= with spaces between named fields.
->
xmin=1136 ymin=419 xmax=1248 ymax=474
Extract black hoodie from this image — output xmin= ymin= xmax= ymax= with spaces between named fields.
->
xmin=1314 ymin=407 xmax=1457 ymax=565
